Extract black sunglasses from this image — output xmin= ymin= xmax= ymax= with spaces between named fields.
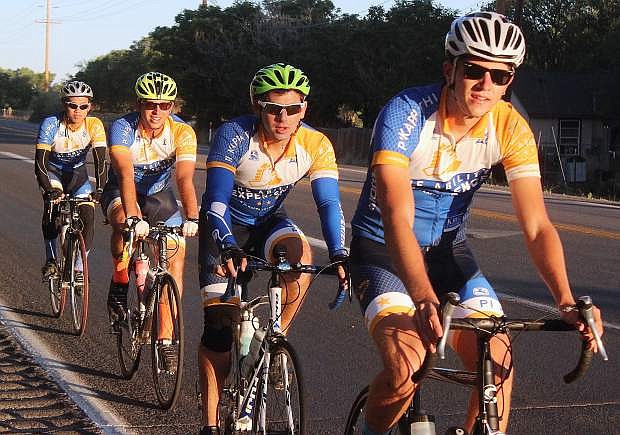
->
xmin=257 ymin=101 xmax=305 ymax=116
xmin=463 ymin=62 xmax=514 ymax=86
xmin=142 ymin=101 xmax=173 ymax=111
xmin=66 ymin=102 xmax=90 ymax=110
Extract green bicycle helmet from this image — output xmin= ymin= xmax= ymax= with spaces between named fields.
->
xmin=135 ymin=72 xmax=177 ymax=101
xmin=250 ymin=63 xmax=310 ymax=104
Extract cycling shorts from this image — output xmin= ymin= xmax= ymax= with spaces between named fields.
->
xmin=350 ymin=236 xmax=503 ymax=333
xmin=198 ymin=209 xmax=307 ymax=309
xmin=100 ymin=183 xmax=182 ymax=227
xmin=46 ymin=165 xmax=92 ymax=198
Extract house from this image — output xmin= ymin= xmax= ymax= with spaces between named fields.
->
xmin=511 ymin=71 xmax=619 ymax=190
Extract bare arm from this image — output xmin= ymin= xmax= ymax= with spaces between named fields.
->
xmin=375 ymin=165 xmax=437 ymax=304
xmin=375 ymin=164 xmax=442 ymax=348
xmin=509 ymin=177 xmax=574 ymax=306
xmin=510 ymin=176 xmax=603 ymax=345
xmin=175 ymin=160 xmax=198 ymax=220
xmin=109 ymin=147 xmax=140 ymax=218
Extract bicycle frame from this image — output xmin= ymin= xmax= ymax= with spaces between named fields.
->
xmin=345 ymin=294 xmax=608 ymax=435
xmin=54 ymin=198 xmax=88 ymax=289
xmin=422 ymin=294 xmax=606 ymax=435
xmin=218 ymin=246 xmax=346 ymax=434
xmin=124 ymin=224 xmax=182 ymax=341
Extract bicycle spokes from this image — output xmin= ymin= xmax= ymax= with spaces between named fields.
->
xmin=151 ymin=273 xmax=184 ymax=410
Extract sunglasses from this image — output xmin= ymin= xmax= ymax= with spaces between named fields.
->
xmin=65 ymin=102 xmax=90 ymax=110
xmin=142 ymin=101 xmax=173 ymax=111
xmin=257 ymin=101 xmax=305 ymax=116
xmin=463 ymin=62 xmax=514 ymax=86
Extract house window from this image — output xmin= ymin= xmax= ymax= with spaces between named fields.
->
xmin=558 ymin=119 xmax=580 ymax=155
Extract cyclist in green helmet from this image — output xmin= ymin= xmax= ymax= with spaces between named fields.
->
xmin=197 ymin=63 xmax=348 ymax=434
xmin=102 ymin=71 xmax=199 ymax=373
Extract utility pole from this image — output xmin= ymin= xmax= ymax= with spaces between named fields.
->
xmin=36 ymin=0 xmax=59 ymax=91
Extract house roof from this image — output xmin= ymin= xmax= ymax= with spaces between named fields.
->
xmin=511 ymin=71 xmax=619 ymax=120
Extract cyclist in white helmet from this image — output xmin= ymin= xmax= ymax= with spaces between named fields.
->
xmin=35 ymin=81 xmax=107 ymax=282
xmin=349 ymin=12 xmax=604 ymax=434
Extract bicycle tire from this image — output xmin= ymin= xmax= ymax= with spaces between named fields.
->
xmin=48 ymin=257 xmax=64 ymax=318
xmin=151 ymin=272 xmax=184 ymax=410
xmin=217 ymin=338 xmax=240 ymax=435
xmin=116 ymin=262 xmax=143 ymax=379
xmin=344 ymin=385 xmax=411 ymax=435
xmin=254 ymin=338 xmax=306 ymax=434
xmin=69 ymin=232 xmax=89 ymax=336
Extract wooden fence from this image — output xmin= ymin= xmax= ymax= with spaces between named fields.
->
xmin=317 ymin=127 xmax=372 ymax=166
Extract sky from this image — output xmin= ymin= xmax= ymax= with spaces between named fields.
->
xmin=0 ymin=0 xmax=483 ymax=84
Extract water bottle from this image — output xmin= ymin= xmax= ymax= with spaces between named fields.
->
xmin=239 ymin=312 xmax=253 ymax=358
xmin=134 ymin=254 xmax=150 ymax=302
xmin=409 ymin=410 xmax=436 ymax=435
xmin=241 ymin=327 xmax=266 ymax=378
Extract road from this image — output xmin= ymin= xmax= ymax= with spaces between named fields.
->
xmin=0 ymin=118 xmax=618 ymax=434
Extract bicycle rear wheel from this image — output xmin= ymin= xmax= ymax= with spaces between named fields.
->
xmin=69 ymin=233 xmax=89 ymax=336
xmin=255 ymin=338 xmax=306 ymax=434
xmin=151 ymin=272 xmax=184 ymax=410
xmin=116 ymin=265 xmax=142 ymax=379
xmin=344 ymin=386 xmax=410 ymax=435
xmin=48 ymin=258 xmax=64 ymax=318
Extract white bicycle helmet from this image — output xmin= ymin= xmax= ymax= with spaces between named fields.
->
xmin=445 ymin=12 xmax=525 ymax=67
xmin=61 ymin=81 xmax=94 ymax=99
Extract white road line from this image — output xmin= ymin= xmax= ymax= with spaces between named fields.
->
xmin=0 ymin=151 xmax=97 ymax=183
xmin=1 ymin=150 xmax=34 ymax=164
xmin=0 ymin=299 xmax=129 ymax=434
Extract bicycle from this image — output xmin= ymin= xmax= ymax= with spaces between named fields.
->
xmin=112 ymin=222 xmax=185 ymax=410
xmin=45 ymin=196 xmax=93 ymax=336
xmin=344 ymin=293 xmax=608 ymax=435
xmin=213 ymin=245 xmax=349 ymax=434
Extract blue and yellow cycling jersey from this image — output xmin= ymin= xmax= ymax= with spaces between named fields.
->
xmin=202 ymin=115 xmax=346 ymax=257
xmin=107 ymin=112 xmax=197 ymax=195
xmin=351 ymin=83 xmax=540 ymax=247
xmin=36 ymin=114 xmax=106 ymax=170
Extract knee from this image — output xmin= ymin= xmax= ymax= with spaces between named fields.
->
xmin=381 ymin=354 xmax=418 ymax=398
xmin=200 ymin=302 xmax=235 ymax=353
xmin=201 ymin=322 xmax=233 ymax=353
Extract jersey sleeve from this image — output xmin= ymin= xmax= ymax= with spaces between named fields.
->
xmin=206 ymin=119 xmax=253 ymax=173
xmin=311 ymin=177 xmax=347 ymax=257
xmin=173 ymin=122 xmax=197 ymax=163
xmin=498 ymin=106 xmax=541 ymax=181
xmin=307 ymin=133 xmax=339 ymax=181
xmin=201 ymin=166 xmax=238 ymax=250
xmin=108 ymin=116 xmax=135 ymax=154
xmin=86 ymin=117 xmax=107 ymax=148
xmin=36 ymin=116 xmax=58 ymax=151
xmin=370 ymin=94 xmax=423 ymax=169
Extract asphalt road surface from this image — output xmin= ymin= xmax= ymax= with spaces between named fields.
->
xmin=0 ymin=118 xmax=618 ymax=434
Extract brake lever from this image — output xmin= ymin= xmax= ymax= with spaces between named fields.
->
xmin=578 ymin=296 xmax=608 ymax=361
xmin=437 ymin=292 xmax=460 ymax=359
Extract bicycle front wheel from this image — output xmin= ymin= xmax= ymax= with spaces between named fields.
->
xmin=151 ymin=272 xmax=184 ymax=410
xmin=255 ymin=339 xmax=306 ymax=434
xmin=69 ymin=233 xmax=89 ymax=336
xmin=116 ymin=265 xmax=143 ymax=379
xmin=344 ymin=385 xmax=410 ymax=435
